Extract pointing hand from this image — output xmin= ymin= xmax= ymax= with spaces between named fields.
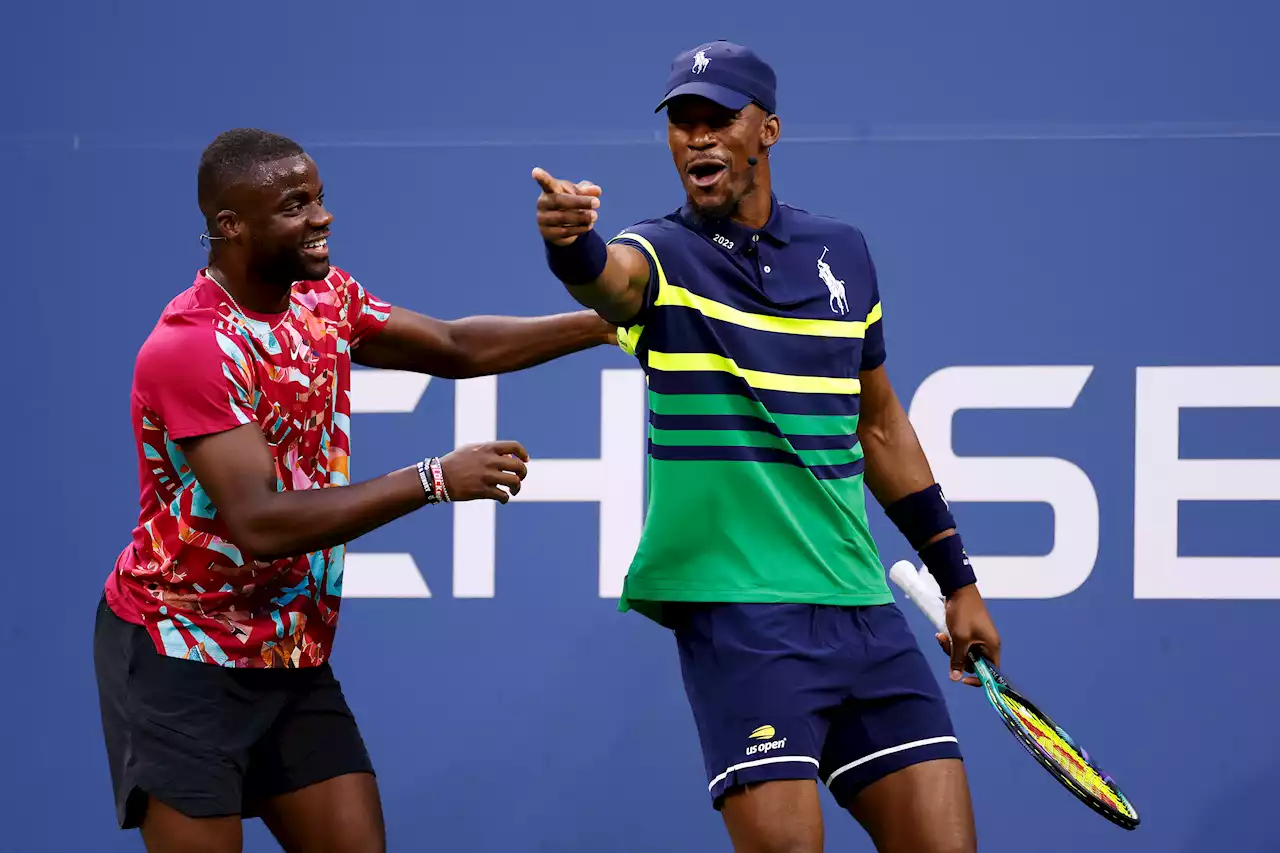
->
xmin=532 ymin=167 xmax=602 ymax=246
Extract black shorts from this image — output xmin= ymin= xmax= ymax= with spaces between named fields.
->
xmin=92 ymin=596 xmax=375 ymax=829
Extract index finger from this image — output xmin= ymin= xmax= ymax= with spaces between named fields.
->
xmin=531 ymin=167 xmax=570 ymax=195
xmin=491 ymin=440 xmax=530 ymax=462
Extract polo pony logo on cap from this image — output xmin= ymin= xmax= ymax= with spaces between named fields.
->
xmin=692 ymin=50 xmax=711 ymax=74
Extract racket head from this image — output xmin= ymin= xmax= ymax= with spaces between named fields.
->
xmin=971 ymin=657 xmax=1140 ymax=830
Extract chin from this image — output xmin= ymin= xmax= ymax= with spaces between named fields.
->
xmin=256 ymin=254 xmax=325 ymax=288
xmin=287 ymin=257 xmax=331 ymax=283
xmin=301 ymin=260 xmax=331 ymax=281
xmin=689 ymin=194 xmax=738 ymax=220
xmin=684 ymin=179 xmax=738 ymax=217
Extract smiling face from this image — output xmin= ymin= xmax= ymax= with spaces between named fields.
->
xmin=667 ymin=95 xmax=780 ymax=220
xmin=213 ymin=154 xmax=334 ymax=285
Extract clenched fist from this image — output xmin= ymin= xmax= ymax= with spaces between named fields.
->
xmin=439 ymin=441 xmax=530 ymax=504
xmin=533 ymin=167 xmax=602 ymax=246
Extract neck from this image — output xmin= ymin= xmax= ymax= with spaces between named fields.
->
xmin=207 ymin=256 xmax=293 ymax=315
xmin=732 ymin=169 xmax=772 ymax=230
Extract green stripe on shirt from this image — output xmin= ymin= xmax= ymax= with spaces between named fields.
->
xmin=649 ymin=390 xmax=859 ymax=436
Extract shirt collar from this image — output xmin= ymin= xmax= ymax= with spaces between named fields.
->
xmin=679 ymin=194 xmax=791 ymax=254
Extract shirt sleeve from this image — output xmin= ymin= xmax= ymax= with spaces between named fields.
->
xmin=135 ymin=317 xmax=258 ymax=441
xmin=341 ymin=272 xmax=393 ymax=348
xmin=858 ymin=232 xmax=887 ymax=371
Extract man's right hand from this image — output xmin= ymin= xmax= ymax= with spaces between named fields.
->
xmin=439 ymin=441 xmax=530 ymax=504
xmin=533 ymin=167 xmax=602 ymax=246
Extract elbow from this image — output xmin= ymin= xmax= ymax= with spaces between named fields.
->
xmin=598 ymin=305 xmax=637 ymax=328
xmin=224 ymin=512 xmax=292 ymax=565
xmin=243 ymin=540 xmax=293 ymax=564
xmin=434 ymin=333 xmax=519 ymax=378
xmin=857 ymin=393 xmax=913 ymax=459
xmin=594 ymin=286 xmax=643 ymax=327
xmin=432 ymin=352 xmax=483 ymax=379
xmin=856 ymin=419 xmax=892 ymax=457
xmin=432 ymin=325 xmax=484 ymax=379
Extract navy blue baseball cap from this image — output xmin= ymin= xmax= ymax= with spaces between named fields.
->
xmin=655 ymin=40 xmax=777 ymax=115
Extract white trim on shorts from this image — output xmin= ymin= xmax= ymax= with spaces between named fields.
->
xmin=708 ymin=755 xmax=821 ymax=792
xmin=823 ymin=736 xmax=959 ymax=787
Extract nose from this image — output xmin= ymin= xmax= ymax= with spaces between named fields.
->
xmin=687 ymin=124 xmax=717 ymax=150
xmin=310 ymin=202 xmax=334 ymax=229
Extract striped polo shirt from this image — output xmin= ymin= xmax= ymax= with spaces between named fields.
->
xmin=610 ymin=196 xmax=894 ymax=626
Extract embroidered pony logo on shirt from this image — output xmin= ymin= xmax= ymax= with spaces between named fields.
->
xmin=817 ymin=247 xmax=849 ymax=315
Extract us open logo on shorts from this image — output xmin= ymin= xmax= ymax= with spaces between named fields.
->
xmin=745 ymin=724 xmax=788 ymax=756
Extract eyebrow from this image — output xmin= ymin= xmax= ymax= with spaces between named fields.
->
xmin=279 ymin=186 xmax=318 ymax=205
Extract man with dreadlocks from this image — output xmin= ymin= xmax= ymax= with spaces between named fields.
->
xmin=93 ymin=127 xmax=616 ymax=852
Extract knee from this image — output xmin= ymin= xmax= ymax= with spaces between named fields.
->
xmin=336 ymin=827 xmax=385 ymax=853
xmin=931 ymin=838 xmax=977 ymax=853
xmin=895 ymin=828 xmax=975 ymax=853
xmin=725 ymin=814 xmax=822 ymax=853
xmin=734 ymin=838 xmax=820 ymax=853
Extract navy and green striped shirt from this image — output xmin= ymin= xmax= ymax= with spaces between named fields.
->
xmin=610 ymin=196 xmax=893 ymax=626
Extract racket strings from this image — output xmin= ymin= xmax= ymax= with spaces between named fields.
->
xmin=1000 ymin=693 xmax=1134 ymax=817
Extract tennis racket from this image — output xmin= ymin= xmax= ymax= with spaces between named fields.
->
xmin=889 ymin=561 xmax=1140 ymax=831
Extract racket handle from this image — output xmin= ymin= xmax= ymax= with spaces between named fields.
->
xmin=889 ymin=560 xmax=949 ymax=636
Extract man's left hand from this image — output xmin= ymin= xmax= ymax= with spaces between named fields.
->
xmin=935 ymin=584 xmax=1001 ymax=687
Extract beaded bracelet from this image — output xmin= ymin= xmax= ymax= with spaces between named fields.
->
xmin=429 ymin=457 xmax=450 ymax=503
xmin=416 ymin=458 xmax=438 ymax=504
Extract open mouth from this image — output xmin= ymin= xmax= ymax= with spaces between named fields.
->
xmin=302 ymin=234 xmax=329 ymax=259
xmin=687 ymin=159 xmax=727 ymax=188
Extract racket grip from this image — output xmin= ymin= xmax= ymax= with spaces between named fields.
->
xmin=889 ymin=560 xmax=949 ymax=636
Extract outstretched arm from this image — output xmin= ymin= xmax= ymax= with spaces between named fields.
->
xmin=858 ymin=364 xmax=1001 ymax=685
xmin=139 ymin=322 xmax=535 ymax=567
xmin=353 ymin=306 xmax=616 ymax=378
xmin=531 ymin=167 xmax=652 ymax=325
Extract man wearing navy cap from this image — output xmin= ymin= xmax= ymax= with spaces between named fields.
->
xmin=532 ymin=40 xmax=999 ymax=853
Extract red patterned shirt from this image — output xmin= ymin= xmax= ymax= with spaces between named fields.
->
xmin=105 ymin=267 xmax=391 ymax=668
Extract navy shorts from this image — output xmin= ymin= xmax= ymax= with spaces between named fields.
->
xmin=673 ymin=601 xmax=961 ymax=809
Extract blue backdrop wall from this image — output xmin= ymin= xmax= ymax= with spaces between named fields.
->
xmin=4 ymin=2 xmax=1279 ymax=851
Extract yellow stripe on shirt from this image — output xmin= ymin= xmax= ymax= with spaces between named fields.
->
xmin=657 ymin=283 xmax=868 ymax=338
xmin=648 ymin=351 xmax=861 ymax=395
xmin=613 ymin=231 xmax=881 ymax=339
